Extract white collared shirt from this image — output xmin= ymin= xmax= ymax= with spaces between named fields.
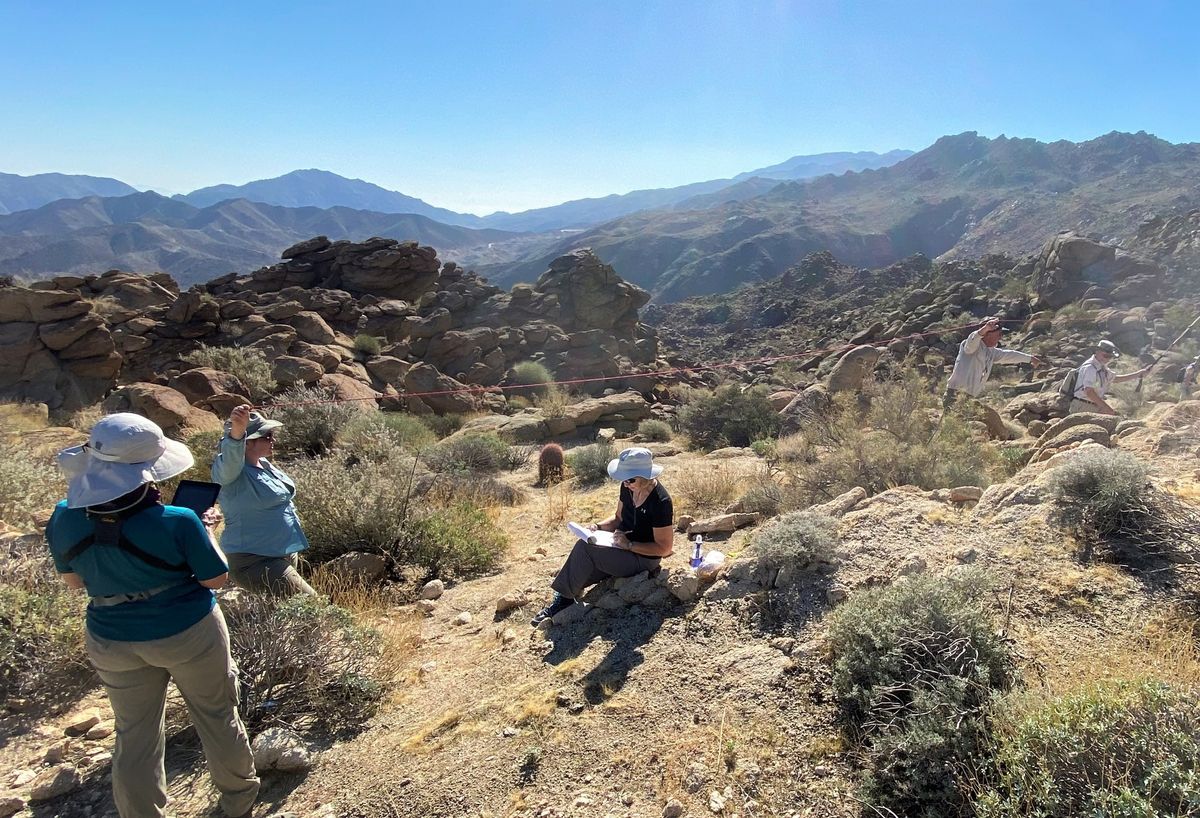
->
xmin=1074 ymin=355 xmax=1113 ymax=400
xmin=945 ymin=330 xmax=1034 ymax=397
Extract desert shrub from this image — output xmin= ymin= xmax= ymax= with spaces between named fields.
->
xmin=734 ymin=478 xmax=788 ymax=517
xmin=502 ymin=444 xmax=536 ymax=471
xmin=637 ymin=419 xmax=672 ymax=442
xmin=509 ymin=360 xmax=554 ymax=399
xmin=1047 ymin=446 xmax=1200 ymax=565
xmin=997 ymin=445 xmax=1030 ymax=478
xmin=1052 ymin=303 xmax=1097 ymax=330
xmin=534 ymin=384 xmax=571 ymax=419
xmin=791 ymin=376 xmax=997 ymax=505
xmin=353 ymin=333 xmax=382 ymax=356
xmin=289 ymin=455 xmax=416 ymax=563
xmin=424 ymin=433 xmax=511 ymax=475
xmin=828 ymin=570 xmax=1014 ymax=817
xmin=976 ymin=680 xmax=1200 ymax=817
xmin=0 ymin=442 xmax=63 ymax=528
xmin=183 ymin=344 xmax=277 ymax=401
xmin=566 ymin=442 xmax=613 ymax=487
xmin=267 ymin=386 xmax=363 ymax=457
xmin=0 ymin=535 xmax=92 ymax=710
xmin=678 ymin=385 xmax=782 ymax=451
xmin=673 ymin=464 xmax=752 ymax=514
xmin=223 ymin=593 xmax=386 ymax=729
xmin=400 ymin=500 xmax=508 ymax=578
xmin=751 ymin=511 xmax=838 ymax=571
xmin=422 ymin=413 xmax=465 ymax=439
xmin=339 ymin=411 xmax=437 ymax=457
xmin=416 ymin=473 xmax=525 ymax=507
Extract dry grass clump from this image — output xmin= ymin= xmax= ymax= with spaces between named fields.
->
xmin=424 ymin=433 xmax=512 ymax=475
xmin=267 ymin=385 xmax=365 ymax=456
xmin=732 ymin=477 xmax=789 ymax=517
xmin=0 ymin=441 xmax=63 ymax=529
xmin=637 ymin=419 xmax=673 ymax=442
xmin=672 ymin=463 xmax=757 ymax=515
xmin=750 ymin=511 xmax=838 ymax=575
xmin=0 ymin=534 xmax=92 ymax=711
xmin=183 ymin=343 xmax=277 ymax=401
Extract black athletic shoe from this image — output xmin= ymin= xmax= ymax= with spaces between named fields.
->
xmin=531 ymin=593 xmax=575 ymax=626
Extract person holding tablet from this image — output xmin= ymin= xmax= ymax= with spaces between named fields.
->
xmin=47 ymin=413 xmax=259 ymax=818
xmin=211 ymin=404 xmax=315 ymax=596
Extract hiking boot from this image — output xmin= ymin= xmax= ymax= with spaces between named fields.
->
xmin=530 ymin=593 xmax=575 ymax=626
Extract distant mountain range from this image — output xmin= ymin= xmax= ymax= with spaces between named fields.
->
xmin=474 ymin=132 xmax=1200 ymax=300
xmin=0 ymin=192 xmax=514 ymax=286
xmin=0 ymin=172 xmax=137 ymax=215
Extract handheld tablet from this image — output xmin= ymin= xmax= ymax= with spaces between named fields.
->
xmin=171 ymin=480 xmax=222 ymax=516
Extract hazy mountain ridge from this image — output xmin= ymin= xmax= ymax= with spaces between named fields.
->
xmin=0 ymin=192 xmax=516 ymax=286
xmin=479 ymin=131 xmax=1200 ymax=301
xmin=0 ymin=172 xmax=138 ymax=215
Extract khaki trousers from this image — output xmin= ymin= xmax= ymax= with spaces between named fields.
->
xmin=86 ymin=607 xmax=259 ymax=818
xmin=226 ymin=551 xmax=316 ymax=597
xmin=1069 ymin=398 xmax=1107 ymax=415
xmin=551 ymin=539 xmax=662 ymax=599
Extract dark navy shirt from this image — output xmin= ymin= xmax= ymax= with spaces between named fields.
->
xmin=618 ymin=481 xmax=673 ymax=544
xmin=46 ymin=501 xmax=227 ymax=642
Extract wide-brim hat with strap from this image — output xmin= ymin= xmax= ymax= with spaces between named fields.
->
xmin=224 ymin=411 xmax=283 ymax=441
xmin=606 ymin=446 xmax=664 ymax=481
xmin=57 ymin=413 xmax=194 ymax=508
xmin=1097 ymin=339 xmax=1122 ymax=359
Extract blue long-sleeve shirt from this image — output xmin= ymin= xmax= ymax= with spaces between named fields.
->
xmin=211 ymin=434 xmax=308 ymax=557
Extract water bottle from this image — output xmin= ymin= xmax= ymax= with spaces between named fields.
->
xmin=690 ymin=534 xmax=704 ymax=568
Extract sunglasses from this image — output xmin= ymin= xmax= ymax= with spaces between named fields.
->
xmin=259 ymin=433 xmax=274 ymax=442
xmin=622 ymin=477 xmax=640 ymax=485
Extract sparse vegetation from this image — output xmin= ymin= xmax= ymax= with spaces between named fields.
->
xmin=733 ymin=478 xmax=788 ymax=517
xmin=1048 ymin=446 xmax=1200 ymax=566
xmin=673 ymin=464 xmax=753 ymax=515
xmin=637 ymin=419 xmax=672 ymax=441
xmin=508 ymin=360 xmax=554 ymax=399
xmin=339 ymin=411 xmax=437 ymax=457
xmin=565 ymin=441 xmax=613 ymax=487
xmin=268 ymin=386 xmax=364 ymax=456
xmin=828 ymin=571 xmax=1014 ymax=817
xmin=976 ymin=680 xmax=1200 ymax=817
xmin=423 ymin=412 xmax=466 ymax=439
xmin=183 ymin=344 xmax=277 ymax=401
xmin=401 ymin=500 xmax=509 ymax=579
xmin=0 ymin=441 xmax=62 ymax=528
xmin=750 ymin=510 xmax=838 ymax=572
xmin=425 ymin=433 xmax=512 ymax=475
xmin=678 ymin=385 xmax=782 ymax=451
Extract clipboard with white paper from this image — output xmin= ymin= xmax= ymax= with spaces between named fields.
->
xmin=567 ymin=521 xmax=616 ymax=547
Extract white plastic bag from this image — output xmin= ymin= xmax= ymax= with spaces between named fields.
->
xmin=696 ymin=550 xmax=726 ymax=578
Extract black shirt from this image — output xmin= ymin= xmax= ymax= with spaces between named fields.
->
xmin=618 ymin=481 xmax=673 ymax=544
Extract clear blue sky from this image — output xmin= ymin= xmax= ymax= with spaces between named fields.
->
xmin=4 ymin=0 xmax=1198 ymax=214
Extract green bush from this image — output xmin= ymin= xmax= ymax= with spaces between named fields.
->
xmin=0 ymin=442 xmax=63 ymax=529
xmin=353 ymin=333 xmax=382 ymax=356
xmin=751 ymin=511 xmax=838 ymax=571
xmin=1047 ymin=446 xmax=1200 ymax=565
xmin=401 ymin=500 xmax=509 ymax=578
xmin=976 ymin=680 xmax=1200 ymax=817
xmin=424 ymin=433 xmax=511 ymax=475
xmin=734 ymin=478 xmax=788 ymax=517
xmin=828 ymin=571 xmax=1015 ymax=817
xmin=223 ymin=594 xmax=386 ymax=729
xmin=423 ymin=413 xmax=466 ymax=439
xmin=289 ymin=455 xmax=416 ymax=563
xmin=183 ymin=344 xmax=277 ymax=401
xmin=637 ymin=419 xmax=673 ymax=442
xmin=508 ymin=360 xmax=554 ymax=399
xmin=678 ymin=385 xmax=782 ymax=451
xmin=267 ymin=386 xmax=364 ymax=457
xmin=0 ymin=535 xmax=92 ymax=711
xmin=416 ymin=474 xmax=525 ymax=507
xmin=339 ymin=411 xmax=437 ymax=457
xmin=566 ymin=441 xmax=613 ymax=487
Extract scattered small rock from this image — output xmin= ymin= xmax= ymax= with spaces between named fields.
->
xmin=9 ymin=770 xmax=36 ymax=788
xmin=86 ymin=720 xmax=115 ymax=740
xmin=954 ymin=546 xmax=978 ymax=564
xmin=949 ymin=485 xmax=984 ymax=503
xmin=419 ymin=579 xmax=445 ymax=600
xmin=662 ymin=798 xmax=685 ymax=818
xmin=0 ymin=796 xmax=26 ymax=818
xmin=897 ymin=553 xmax=927 ymax=576
xmin=418 ymin=662 xmax=437 ymax=678
xmin=453 ymin=611 xmax=473 ymax=626
xmin=417 ymin=599 xmax=437 ymax=617
xmin=44 ymin=739 xmax=71 ymax=764
xmin=64 ymin=710 xmax=102 ymax=736
xmin=501 ymin=628 xmax=518 ymax=644
xmin=496 ymin=592 xmax=529 ymax=614
xmin=251 ymin=727 xmax=311 ymax=773
xmin=502 ymin=726 xmax=519 ymax=737
xmin=30 ymin=765 xmax=82 ymax=801
xmin=709 ymin=788 xmax=727 ymax=813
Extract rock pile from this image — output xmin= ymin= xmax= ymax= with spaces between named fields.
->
xmin=1 ymin=238 xmax=663 ymax=424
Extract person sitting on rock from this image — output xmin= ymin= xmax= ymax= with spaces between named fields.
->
xmin=943 ymin=316 xmax=1041 ymax=437
xmin=1071 ymin=340 xmax=1152 ymax=415
xmin=531 ymin=447 xmax=675 ymax=626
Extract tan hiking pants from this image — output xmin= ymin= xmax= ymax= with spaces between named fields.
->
xmin=226 ymin=551 xmax=316 ymax=597
xmin=86 ymin=607 xmax=259 ymax=818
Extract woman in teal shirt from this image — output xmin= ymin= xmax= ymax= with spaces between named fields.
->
xmin=211 ymin=404 xmax=314 ymax=596
xmin=48 ymin=412 xmax=259 ymax=818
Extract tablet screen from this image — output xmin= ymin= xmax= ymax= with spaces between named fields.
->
xmin=171 ymin=480 xmax=222 ymax=516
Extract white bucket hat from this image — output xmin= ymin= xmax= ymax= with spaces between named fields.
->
xmin=1097 ymin=339 xmax=1122 ymax=359
xmin=606 ymin=447 xmax=664 ymax=482
xmin=57 ymin=413 xmax=194 ymax=508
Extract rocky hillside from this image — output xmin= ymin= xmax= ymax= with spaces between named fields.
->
xmin=482 ymin=132 xmax=1200 ymax=301
xmin=0 ymin=194 xmax=517 ymax=287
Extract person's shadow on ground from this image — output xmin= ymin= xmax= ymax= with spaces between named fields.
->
xmin=542 ymin=605 xmax=668 ymax=706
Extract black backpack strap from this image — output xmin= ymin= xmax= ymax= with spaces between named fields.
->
xmin=63 ymin=533 xmax=189 ymax=573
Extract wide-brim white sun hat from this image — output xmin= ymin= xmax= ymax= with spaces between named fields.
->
xmin=606 ymin=446 xmax=664 ymax=482
xmin=57 ymin=413 xmax=194 ymax=508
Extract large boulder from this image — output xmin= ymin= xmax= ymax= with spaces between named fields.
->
xmin=826 ymin=345 xmax=881 ymax=393
xmin=402 ymin=363 xmax=478 ymax=415
xmin=532 ymin=249 xmax=650 ymax=333
xmin=168 ymin=367 xmax=245 ymax=404
xmin=103 ymin=383 xmax=221 ymax=435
